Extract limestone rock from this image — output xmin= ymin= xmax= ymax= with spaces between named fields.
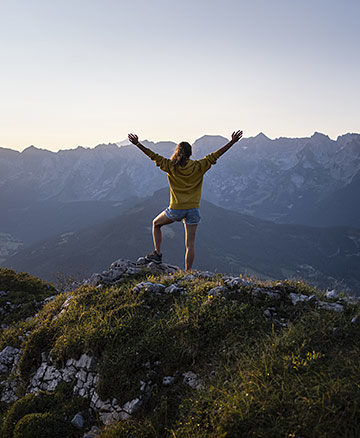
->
xmin=164 ymin=284 xmax=186 ymax=294
xmin=325 ymin=289 xmax=339 ymax=299
xmin=133 ymin=281 xmax=165 ymax=294
xmin=0 ymin=346 xmax=20 ymax=375
xmin=66 ymin=358 xmax=76 ymax=367
xmin=136 ymin=258 xmax=179 ymax=274
xmin=46 ymin=379 xmax=60 ymax=391
xmin=71 ymin=413 xmax=85 ymax=429
xmin=110 ymin=258 xmax=137 ymax=272
xmin=62 ymin=365 xmax=77 ymax=382
xmin=136 ymin=257 xmax=147 ymax=266
xmin=118 ymin=410 xmax=131 ymax=420
xmin=289 ymin=293 xmax=310 ymax=305
xmin=223 ymin=276 xmax=253 ymax=288
xmin=43 ymin=365 xmax=61 ymax=381
xmin=122 ymin=397 xmax=142 ymax=415
xmin=75 ymin=354 xmax=97 ymax=371
xmin=84 ymin=273 xmax=103 ymax=287
xmin=162 ymin=376 xmax=175 ymax=386
xmin=1 ymin=378 xmax=20 ymax=403
xmin=183 ymin=371 xmax=203 ymax=390
xmin=76 ymin=368 xmax=88 ymax=383
xmin=80 ymin=258 xmax=179 ymax=289
xmin=317 ymin=301 xmax=344 ymax=312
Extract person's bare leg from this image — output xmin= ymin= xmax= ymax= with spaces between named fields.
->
xmin=184 ymin=223 xmax=198 ymax=271
xmin=152 ymin=211 xmax=174 ymax=254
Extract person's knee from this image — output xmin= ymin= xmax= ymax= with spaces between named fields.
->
xmin=153 ymin=218 xmax=162 ymax=228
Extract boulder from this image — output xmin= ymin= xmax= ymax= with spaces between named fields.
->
xmin=71 ymin=412 xmax=85 ymax=429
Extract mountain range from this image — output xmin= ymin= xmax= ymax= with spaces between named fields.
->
xmin=1 ymin=132 xmax=359 ymax=228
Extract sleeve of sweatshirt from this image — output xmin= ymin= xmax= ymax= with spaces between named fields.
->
xmin=142 ymin=147 xmax=172 ymax=173
xmin=197 ymin=148 xmax=223 ymax=174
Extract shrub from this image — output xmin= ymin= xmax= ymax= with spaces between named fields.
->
xmin=13 ymin=412 xmax=71 ymax=438
xmin=2 ymin=386 xmax=89 ymax=438
xmin=1 ymin=392 xmax=57 ymax=438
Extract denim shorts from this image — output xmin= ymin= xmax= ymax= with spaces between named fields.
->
xmin=164 ymin=207 xmax=201 ymax=225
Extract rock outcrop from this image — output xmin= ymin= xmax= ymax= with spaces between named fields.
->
xmin=1 ymin=257 xmax=359 ymax=435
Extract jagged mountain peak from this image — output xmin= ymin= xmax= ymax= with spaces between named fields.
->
xmin=310 ymin=132 xmax=332 ymax=142
xmin=21 ymin=145 xmax=39 ymax=153
xmin=254 ymin=132 xmax=270 ymax=140
xmin=193 ymin=134 xmax=229 ymax=144
xmin=336 ymin=132 xmax=360 ymax=144
xmin=93 ymin=143 xmax=119 ymax=151
xmin=21 ymin=145 xmax=55 ymax=155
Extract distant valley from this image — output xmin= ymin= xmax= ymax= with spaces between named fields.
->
xmin=3 ymin=189 xmax=360 ymax=294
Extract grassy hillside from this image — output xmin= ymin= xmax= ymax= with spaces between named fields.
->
xmin=0 ymin=267 xmax=57 ymax=326
xmin=1 ymin=264 xmax=360 ymax=437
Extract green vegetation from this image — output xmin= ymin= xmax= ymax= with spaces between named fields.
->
xmin=0 ymin=267 xmax=57 ymax=325
xmin=1 ymin=267 xmax=360 ymax=437
xmin=13 ymin=412 xmax=70 ymax=438
xmin=1 ymin=384 xmax=88 ymax=438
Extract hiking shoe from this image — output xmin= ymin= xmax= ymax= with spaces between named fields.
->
xmin=145 ymin=250 xmax=162 ymax=264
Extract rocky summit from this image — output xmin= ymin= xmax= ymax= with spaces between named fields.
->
xmin=1 ymin=260 xmax=360 ymax=437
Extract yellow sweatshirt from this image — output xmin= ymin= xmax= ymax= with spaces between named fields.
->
xmin=142 ymin=147 xmax=224 ymax=209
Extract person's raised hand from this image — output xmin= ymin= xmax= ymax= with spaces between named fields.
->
xmin=231 ymin=130 xmax=243 ymax=143
xmin=128 ymin=133 xmax=139 ymax=145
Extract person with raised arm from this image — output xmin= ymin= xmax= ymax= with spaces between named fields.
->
xmin=128 ymin=130 xmax=243 ymax=271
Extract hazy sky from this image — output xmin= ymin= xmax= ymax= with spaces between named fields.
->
xmin=0 ymin=0 xmax=359 ymax=151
